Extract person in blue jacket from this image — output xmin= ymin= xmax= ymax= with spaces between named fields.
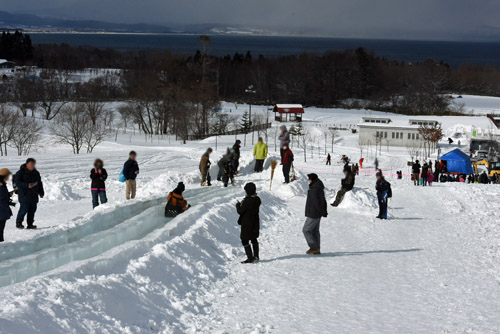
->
xmin=14 ymin=158 xmax=44 ymax=229
xmin=123 ymin=151 xmax=139 ymax=200
xmin=0 ymin=168 xmax=14 ymax=242
xmin=375 ymin=171 xmax=391 ymax=220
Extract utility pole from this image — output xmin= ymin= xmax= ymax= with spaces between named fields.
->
xmin=245 ymin=85 xmax=257 ymax=145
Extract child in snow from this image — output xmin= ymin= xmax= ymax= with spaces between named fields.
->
xmin=236 ymin=182 xmax=261 ymax=263
xmin=90 ymin=159 xmax=108 ymax=209
xmin=165 ymin=182 xmax=190 ymax=217
xmin=375 ymin=171 xmax=391 ymax=220
xmin=0 ymin=168 xmax=14 ymax=242
xmin=222 ymin=158 xmax=236 ymax=187
xmin=428 ymin=173 xmax=434 ymax=186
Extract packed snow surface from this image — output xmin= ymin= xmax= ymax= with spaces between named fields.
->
xmin=0 ymin=98 xmax=499 ymax=333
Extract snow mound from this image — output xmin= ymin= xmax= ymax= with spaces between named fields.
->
xmin=43 ymin=181 xmax=83 ymax=201
xmin=336 ymin=187 xmax=379 ymax=211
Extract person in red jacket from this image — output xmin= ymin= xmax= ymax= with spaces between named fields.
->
xmin=282 ymin=145 xmax=294 ymax=184
xmin=359 ymin=157 xmax=364 ymax=169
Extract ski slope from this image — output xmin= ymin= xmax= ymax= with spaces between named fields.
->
xmin=0 ymin=101 xmax=499 ymax=333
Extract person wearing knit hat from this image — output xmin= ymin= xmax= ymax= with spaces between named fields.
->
xmin=0 ymin=168 xmax=14 ymax=242
xmin=236 ymin=182 xmax=261 ymax=263
xmin=164 ymin=182 xmax=190 ymax=217
xmin=303 ymin=173 xmax=327 ymax=255
xmin=375 ymin=170 xmax=391 ymax=219
xmin=14 ymin=158 xmax=44 ymax=229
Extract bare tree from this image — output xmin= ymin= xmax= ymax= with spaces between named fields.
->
xmin=50 ymin=103 xmax=88 ymax=154
xmin=328 ymin=127 xmax=338 ymax=152
xmin=39 ymin=72 xmax=70 ymax=120
xmin=11 ymin=117 xmax=42 ymax=156
xmin=0 ymin=106 xmax=18 ymax=156
xmin=84 ymin=121 xmax=110 ymax=153
xmin=269 ymin=126 xmax=281 ymax=152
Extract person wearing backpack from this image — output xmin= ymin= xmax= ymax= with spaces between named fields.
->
xmin=14 ymin=158 xmax=44 ymax=229
xmin=90 ymin=159 xmax=108 ymax=209
xmin=375 ymin=171 xmax=391 ymax=220
xmin=236 ymin=182 xmax=261 ymax=263
xmin=0 ymin=168 xmax=15 ymax=242
xmin=165 ymin=182 xmax=190 ymax=217
xmin=123 ymin=151 xmax=139 ymax=200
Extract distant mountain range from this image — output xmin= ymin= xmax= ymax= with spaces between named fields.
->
xmin=0 ymin=10 xmax=274 ymax=35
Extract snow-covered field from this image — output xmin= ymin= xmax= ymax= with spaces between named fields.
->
xmin=0 ymin=98 xmax=499 ymax=334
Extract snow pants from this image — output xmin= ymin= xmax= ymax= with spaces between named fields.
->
xmin=17 ymin=202 xmax=37 ymax=223
xmin=413 ymin=173 xmax=419 ymax=185
xmin=377 ymin=191 xmax=388 ymax=219
xmin=254 ymin=159 xmax=264 ymax=173
xmin=303 ymin=217 xmax=321 ymax=250
xmin=283 ymin=163 xmax=291 ymax=183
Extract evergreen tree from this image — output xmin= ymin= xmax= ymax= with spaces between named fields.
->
xmin=240 ymin=111 xmax=251 ymax=146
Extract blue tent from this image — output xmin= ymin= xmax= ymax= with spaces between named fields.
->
xmin=440 ymin=149 xmax=473 ymax=174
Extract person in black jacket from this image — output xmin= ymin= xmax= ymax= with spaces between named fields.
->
xmin=232 ymin=140 xmax=241 ymax=173
xmin=479 ymin=171 xmax=489 ymax=184
xmin=331 ymin=166 xmax=356 ymax=207
xmin=412 ymin=160 xmax=421 ymax=186
xmin=123 ymin=151 xmax=139 ymax=200
xmin=90 ymin=159 xmax=108 ymax=209
xmin=375 ymin=171 xmax=390 ymax=219
xmin=0 ymin=168 xmax=14 ymax=242
xmin=236 ymin=182 xmax=261 ymax=263
xmin=303 ymin=173 xmax=327 ymax=255
xmin=14 ymin=158 xmax=44 ymax=229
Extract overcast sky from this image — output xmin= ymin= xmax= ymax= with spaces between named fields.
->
xmin=3 ymin=0 xmax=500 ymax=39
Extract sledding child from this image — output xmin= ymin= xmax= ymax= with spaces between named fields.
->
xmin=0 ymin=168 xmax=14 ymax=242
xmin=165 ymin=182 xmax=190 ymax=217
xmin=90 ymin=159 xmax=108 ymax=209
xmin=236 ymin=182 xmax=261 ymax=263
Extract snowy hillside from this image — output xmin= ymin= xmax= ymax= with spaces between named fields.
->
xmin=0 ymin=100 xmax=499 ymax=333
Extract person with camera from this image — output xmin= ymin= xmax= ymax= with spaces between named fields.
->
xmin=14 ymin=158 xmax=44 ymax=229
xmin=90 ymin=159 xmax=108 ymax=209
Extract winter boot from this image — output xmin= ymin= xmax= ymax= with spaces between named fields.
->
xmin=241 ymin=245 xmax=254 ymax=264
xmin=26 ymin=221 xmax=37 ymax=229
xmin=306 ymin=248 xmax=321 ymax=255
xmin=16 ymin=220 xmax=25 ymax=229
xmin=252 ymin=242 xmax=259 ymax=262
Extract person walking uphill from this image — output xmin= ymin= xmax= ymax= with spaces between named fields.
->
xmin=0 ymin=169 xmax=14 ymax=242
xmin=282 ymin=145 xmax=294 ymax=184
xmin=278 ymin=125 xmax=290 ymax=163
xmin=232 ymin=140 xmax=241 ymax=173
xmin=14 ymin=158 xmax=44 ymax=229
xmin=304 ymin=174 xmax=327 ymax=255
xmin=236 ymin=182 xmax=261 ymax=263
xmin=90 ymin=159 xmax=108 ymax=209
xmin=123 ymin=151 xmax=139 ymax=200
xmin=375 ymin=171 xmax=391 ymax=220
xmin=200 ymin=148 xmax=213 ymax=186
xmin=253 ymin=137 xmax=268 ymax=173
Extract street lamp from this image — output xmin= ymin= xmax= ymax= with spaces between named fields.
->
xmin=245 ymin=85 xmax=257 ymax=145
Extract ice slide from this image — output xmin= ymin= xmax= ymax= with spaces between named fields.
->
xmin=0 ymin=187 xmax=242 ymax=287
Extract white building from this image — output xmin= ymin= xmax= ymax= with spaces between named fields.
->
xmin=358 ymin=116 xmax=440 ymax=148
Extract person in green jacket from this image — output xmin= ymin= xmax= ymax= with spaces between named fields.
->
xmin=253 ymin=137 xmax=268 ymax=173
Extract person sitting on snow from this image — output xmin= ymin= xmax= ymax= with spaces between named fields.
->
xmin=331 ymin=165 xmax=356 ymax=207
xmin=165 ymin=182 xmax=190 ymax=217
xmin=236 ymin=182 xmax=261 ymax=263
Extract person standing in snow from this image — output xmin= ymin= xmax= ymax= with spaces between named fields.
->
xmin=326 ymin=153 xmax=331 ymax=166
xmin=236 ymin=182 xmax=261 ymax=263
xmin=90 ymin=159 xmax=108 ymax=209
xmin=331 ymin=165 xmax=356 ymax=207
xmin=200 ymin=148 xmax=213 ymax=186
xmin=0 ymin=168 xmax=14 ymax=242
xmin=165 ymin=182 xmax=190 ymax=217
xmin=355 ymin=163 xmax=360 ymax=175
xmin=359 ymin=157 xmax=364 ymax=169
xmin=278 ymin=125 xmax=290 ymax=163
xmin=375 ymin=171 xmax=391 ymax=220
xmin=217 ymin=150 xmax=235 ymax=187
xmin=479 ymin=171 xmax=489 ymax=184
xmin=421 ymin=163 xmax=429 ymax=186
xmin=303 ymin=173 xmax=327 ymax=255
xmin=232 ymin=140 xmax=241 ymax=173
xmin=253 ymin=137 xmax=268 ymax=173
xmin=123 ymin=151 xmax=139 ymax=200
xmin=282 ymin=145 xmax=294 ymax=184
xmin=14 ymin=158 xmax=44 ymax=229
xmin=412 ymin=160 xmax=421 ymax=186
xmin=374 ymin=158 xmax=379 ymax=170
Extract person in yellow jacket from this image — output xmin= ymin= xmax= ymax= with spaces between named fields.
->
xmin=253 ymin=137 xmax=268 ymax=173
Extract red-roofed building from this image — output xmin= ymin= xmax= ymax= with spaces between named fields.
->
xmin=273 ymin=104 xmax=304 ymax=122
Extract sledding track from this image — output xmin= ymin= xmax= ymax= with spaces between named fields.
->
xmin=0 ymin=186 xmax=242 ymax=287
